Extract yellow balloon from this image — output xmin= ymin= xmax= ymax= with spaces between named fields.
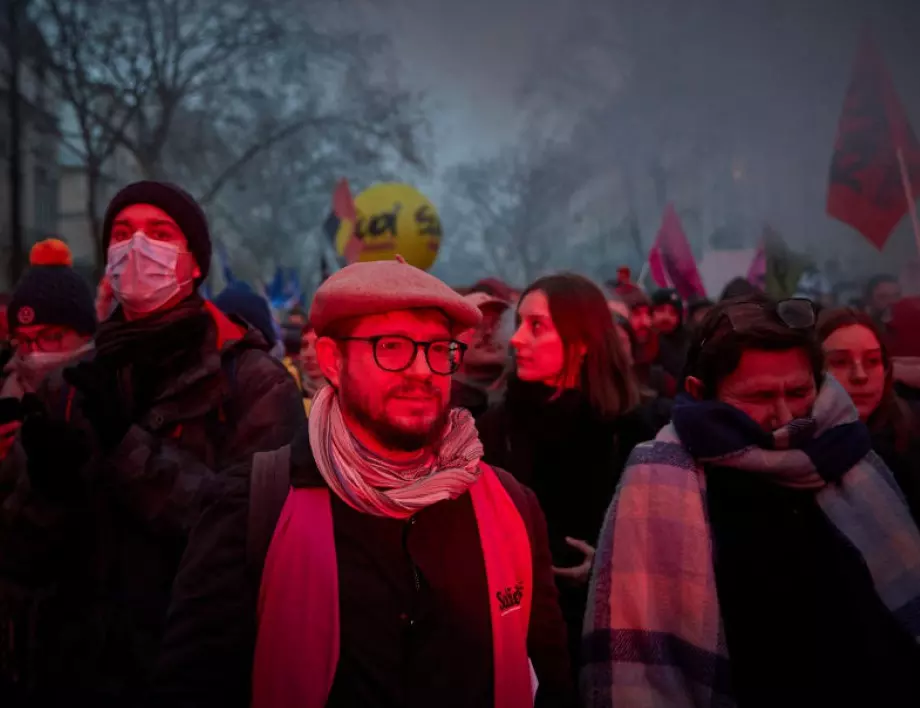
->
xmin=335 ymin=183 xmax=442 ymax=270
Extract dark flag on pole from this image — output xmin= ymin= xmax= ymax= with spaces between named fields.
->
xmin=827 ymin=30 xmax=920 ymax=250
xmin=761 ymin=224 xmax=810 ymax=300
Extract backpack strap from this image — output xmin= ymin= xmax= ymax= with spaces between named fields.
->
xmin=247 ymin=444 xmax=293 ymax=576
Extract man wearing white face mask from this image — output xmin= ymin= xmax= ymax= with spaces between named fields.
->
xmin=0 ymin=238 xmax=96 ymax=702
xmin=0 ymin=237 xmax=95 ymax=476
xmin=0 ymin=181 xmax=305 ymax=706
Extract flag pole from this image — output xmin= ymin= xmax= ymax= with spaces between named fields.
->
xmin=637 ymin=261 xmax=649 ymax=290
xmin=896 ymin=147 xmax=920 ymax=255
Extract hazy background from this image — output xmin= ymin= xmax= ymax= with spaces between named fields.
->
xmin=14 ymin=0 xmax=920 ymax=293
xmin=369 ymin=0 xmax=920 ymax=286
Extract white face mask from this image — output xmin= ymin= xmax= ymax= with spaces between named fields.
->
xmin=106 ymin=232 xmax=191 ymax=314
xmin=1 ymin=343 xmax=93 ymax=397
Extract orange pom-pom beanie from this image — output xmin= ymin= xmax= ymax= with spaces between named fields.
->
xmin=8 ymin=238 xmax=97 ymax=335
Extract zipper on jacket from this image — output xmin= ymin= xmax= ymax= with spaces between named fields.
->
xmin=403 ymin=516 xmax=420 ymax=617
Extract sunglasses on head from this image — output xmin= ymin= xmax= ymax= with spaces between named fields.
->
xmin=700 ymin=298 xmax=816 ymax=348
xmin=725 ymin=297 xmax=816 ymax=330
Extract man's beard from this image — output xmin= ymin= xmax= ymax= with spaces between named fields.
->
xmin=339 ymin=380 xmax=451 ymax=453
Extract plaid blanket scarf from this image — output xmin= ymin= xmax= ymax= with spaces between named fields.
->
xmin=582 ymin=375 xmax=920 ymax=708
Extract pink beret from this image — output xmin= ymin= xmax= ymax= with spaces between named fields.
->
xmin=310 ymin=260 xmax=482 ymax=336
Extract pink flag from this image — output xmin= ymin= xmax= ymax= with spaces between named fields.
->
xmin=648 ymin=244 xmax=669 ymax=289
xmin=647 ymin=204 xmax=706 ymax=299
xmin=746 ymin=243 xmax=766 ymax=288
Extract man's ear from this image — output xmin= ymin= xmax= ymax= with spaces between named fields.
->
xmin=316 ymin=336 xmax=343 ymax=388
xmin=684 ymin=376 xmax=705 ymax=400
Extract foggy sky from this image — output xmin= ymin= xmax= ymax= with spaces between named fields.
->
xmin=360 ymin=0 xmax=920 ymax=277
xmin=361 ymin=0 xmax=577 ymax=166
xmin=378 ymin=0 xmax=920 ymax=162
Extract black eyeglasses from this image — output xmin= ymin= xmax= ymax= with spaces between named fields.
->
xmin=338 ymin=335 xmax=467 ymax=375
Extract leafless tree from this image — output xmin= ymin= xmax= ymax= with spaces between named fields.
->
xmin=28 ymin=0 xmax=427 ymax=274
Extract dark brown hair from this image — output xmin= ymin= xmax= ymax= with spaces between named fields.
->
xmin=719 ymin=277 xmax=760 ymax=302
xmin=817 ymin=307 xmax=915 ymax=452
xmin=519 ymin=273 xmax=640 ymax=418
xmin=685 ymin=295 xmax=824 ymax=398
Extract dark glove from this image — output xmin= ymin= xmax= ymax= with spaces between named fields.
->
xmin=63 ymin=361 xmax=131 ymax=452
xmin=0 ymin=396 xmax=23 ymax=425
xmin=20 ymin=393 xmax=91 ymax=501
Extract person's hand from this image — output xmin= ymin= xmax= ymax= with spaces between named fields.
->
xmin=64 ymin=362 xmax=130 ymax=452
xmin=552 ymin=537 xmax=596 ymax=585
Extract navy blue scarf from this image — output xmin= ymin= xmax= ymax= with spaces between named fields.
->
xmin=671 ymin=383 xmax=872 ymax=486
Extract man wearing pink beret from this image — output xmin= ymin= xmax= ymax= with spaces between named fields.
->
xmin=153 ymin=259 xmax=575 ymax=708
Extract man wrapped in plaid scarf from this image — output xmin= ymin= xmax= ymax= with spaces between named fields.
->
xmin=583 ymin=297 xmax=920 ymax=708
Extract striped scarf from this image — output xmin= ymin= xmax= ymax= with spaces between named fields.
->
xmin=308 ymin=385 xmax=484 ymax=518
xmin=583 ymin=375 xmax=920 ymax=708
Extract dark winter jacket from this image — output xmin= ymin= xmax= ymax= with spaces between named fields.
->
xmin=477 ymin=378 xmax=659 ymax=669
xmin=150 ymin=426 xmax=576 ymax=708
xmin=655 ymin=328 xmax=691 ymax=380
xmin=0 ymin=305 xmax=306 ymax=707
xmin=478 ymin=379 xmax=658 ymax=567
xmin=706 ymin=464 xmax=920 ymax=707
xmin=450 ymin=372 xmax=505 ymax=420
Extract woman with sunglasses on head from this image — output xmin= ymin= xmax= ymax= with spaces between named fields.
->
xmin=477 ymin=273 xmax=658 ymax=676
xmin=818 ymin=308 xmax=920 ymax=527
xmin=584 ymin=295 xmax=920 ymax=708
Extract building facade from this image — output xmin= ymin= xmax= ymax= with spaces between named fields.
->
xmin=0 ymin=2 xmax=60 ymax=291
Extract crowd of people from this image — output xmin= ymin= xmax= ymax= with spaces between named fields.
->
xmin=1 ymin=179 xmax=919 ymax=707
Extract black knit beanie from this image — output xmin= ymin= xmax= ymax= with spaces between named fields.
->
xmin=213 ymin=283 xmax=277 ymax=346
xmin=102 ymin=181 xmax=211 ymax=283
xmin=9 ymin=239 xmax=97 ymax=336
xmin=651 ymin=288 xmax=684 ymax=318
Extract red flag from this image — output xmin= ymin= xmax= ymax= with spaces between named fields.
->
xmin=324 ymin=178 xmax=363 ymax=265
xmin=827 ymin=31 xmax=920 ymax=250
xmin=647 ymin=204 xmax=706 ymax=300
xmin=332 ymin=178 xmax=356 ymax=224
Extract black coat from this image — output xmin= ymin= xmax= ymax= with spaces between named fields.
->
xmin=478 ymin=379 xmax=658 ymax=566
xmin=477 ymin=379 xmax=659 ymax=669
xmin=0 ymin=312 xmax=306 ymax=707
xmin=151 ymin=427 xmax=576 ymax=708
xmin=706 ymin=464 xmax=920 ymax=708
xmin=655 ymin=328 xmax=691 ymax=380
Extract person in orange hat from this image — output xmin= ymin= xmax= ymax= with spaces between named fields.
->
xmin=0 ymin=239 xmax=96 ymax=472
xmin=153 ymin=258 xmax=575 ymax=708
xmin=3 ymin=239 xmax=96 ymax=394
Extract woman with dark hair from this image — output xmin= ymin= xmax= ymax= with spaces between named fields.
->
xmin=818 ymin=307 xmax=920 ymax=526
xmin=477 ymin=272 xmax=658 ymax=672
